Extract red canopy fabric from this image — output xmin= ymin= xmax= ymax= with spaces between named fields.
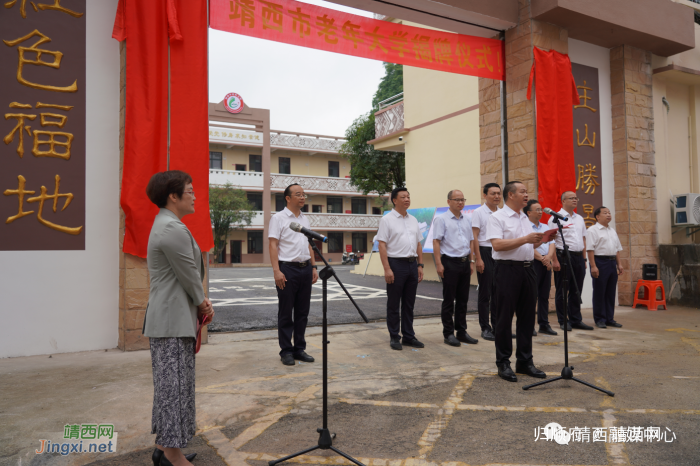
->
xmin=527 ymin=47 xmax=580 ymax=223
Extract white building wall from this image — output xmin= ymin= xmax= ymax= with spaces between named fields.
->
xmin=0 ymin=1 xmax=120 ymax=358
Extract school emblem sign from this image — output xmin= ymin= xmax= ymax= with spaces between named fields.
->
xmin=224 ymin=92 xmax=244 ymax=113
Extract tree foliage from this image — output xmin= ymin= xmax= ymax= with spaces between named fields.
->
xmin=209 ymin=183 xmax=256 ymax=263
xmin=340 ymin=63 xmax=404 ymax=197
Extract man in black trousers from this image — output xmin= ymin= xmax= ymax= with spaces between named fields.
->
xmin=269 ymin=184 xmax=319 ymax=366
xmin=486 ymin=181 xmax=546 ymax=382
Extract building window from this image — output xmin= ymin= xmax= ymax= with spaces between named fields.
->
xmin=235 ymin=164 xmax=246 ymax=171
xmin=247 ymin=192 xmax=263 ymax=211
xmin=328 ymin=161 xmax=339 ymax=177
xmin=275 ymin=193 xmax=286 ymax=212
xmin=328 ymin=232 xmax=343 ymax=253
xmin=247 ymin=231 xmax=263 ymax=254
xmin=301 ymin=205 xmax=309 ymax=213
xmin=278 ymin=157 xmax=291 ymax=174
xmin=249 ymin=154 xmax=262 ymax=172
xmin=210 ymin=151 xmax=222 ymax=169
xmin=352 ymin=232 xmax=367 ymax=253
xmin=351 ymin=198 xmax=366 ymax=214
xmin=312 ymin=205 xmax=323 ymax=213
xmin=372 ymin=207 xmax=381 ymax=215
xmin=327 ymin=197 xmax=343 ymax=214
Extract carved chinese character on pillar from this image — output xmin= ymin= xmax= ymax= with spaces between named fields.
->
xmin=572 ymin=63 xmax=603 ymax=228
xmin=0 ymin=1 xmax=86 ymax=250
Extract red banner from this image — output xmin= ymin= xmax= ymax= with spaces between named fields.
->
xmin=210 ymin=0 xmax=505 ymax=80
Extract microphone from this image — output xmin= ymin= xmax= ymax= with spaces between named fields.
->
xmin=544 ymin=208 xmax=568 ymax=221
xmin=289 ymin=222 xmax=328 ymax=243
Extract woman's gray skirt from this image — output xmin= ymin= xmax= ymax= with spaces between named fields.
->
xmin=149 ymin=337 xmax=196 ymax=448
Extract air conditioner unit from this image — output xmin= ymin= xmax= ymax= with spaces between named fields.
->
xmin=672 ymin=193 xmax=700 ymax=226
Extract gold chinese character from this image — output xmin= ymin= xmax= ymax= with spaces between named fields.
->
xmin=4 ymin=108 xmax=36 ymax=157
xmin=260 ymin=0 xmax=283 ymax=32
xmin=475 ymin=45 xmax=493 ymax=72
xmin=4 ymin=175 xmax=35 ymax=223
xmin=456 ymin=42 xmax=473 ymax=69
xmin=411 ymin=34 xmax=432 ymax=62
xmin=575 ymin=80 xmax=597 ymax=112
xmin=288 ymin=7 xmax=310 ymax=38
xmin=576 ymin=124 xmax=596 ymax=147
xmin=433 ymin=38 xmax=453 ymax=65
xmin=582 ymin=204 xmax=595 ymax=228
xmin=26 ymin=174 xmax=82 ymax=235
xmin=341 ymin=20 xmax=363 ymax=48
xmin=4 ymin=0 xmax=34 ymax=18
xmin=37 ymin=0 xmax=83 ymax=17
xmin=316 ymin=14 xmax=338 ymax=44
xmin=576 ymin=163 xmax=600 ymax=194
xmin=229 ymin=0 xmax=254 ymax=28
xmin=32 ymin=102 xmax=74 ymax=159
xmin=364 ymin=27 xmax=387 ymax=53
xmin=3 ymin=30 xmax=78 ymax=92
xmin=388 ymin=31 xmax=409 ymax=57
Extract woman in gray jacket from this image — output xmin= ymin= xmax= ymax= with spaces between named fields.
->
xmin=144 ymin=170 xmax=214 ymax=466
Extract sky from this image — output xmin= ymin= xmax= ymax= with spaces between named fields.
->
xmin=208 ymin=0 xmax=387 ymax=137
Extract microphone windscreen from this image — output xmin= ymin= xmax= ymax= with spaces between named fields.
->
xmin=289 ymin=222 xmax=301 ymax=232
xmin=543 ymin=207 xmax=554 ymax=215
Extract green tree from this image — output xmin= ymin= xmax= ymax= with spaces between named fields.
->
xmin=340 ymin=63 xmax=404 ymax=197
xmin=209 ymin=183 xmax=256 ymax=263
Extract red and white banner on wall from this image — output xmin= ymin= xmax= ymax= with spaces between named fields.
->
xmin=210 ymin=0 xmax=505 ymax=80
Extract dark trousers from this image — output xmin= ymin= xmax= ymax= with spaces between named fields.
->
xmin=533 ymin=260 xmax=552 ymax=326
xmin=386 ymin=258 xmax=418 ymax=340
xmin=276 ymin=263 xmax=313 ymax=356
xmin=476 ymin=246 xmax=495 ymax=331
xmin=592 ymin=258 xmax=618 ymax=324
xmin=554 ymin=251 xmax=585 ymax=325
xmin=440 ymin=256 xmax=471 ymax=337
xmin=492 ymin=262 xmax=537 ymax=365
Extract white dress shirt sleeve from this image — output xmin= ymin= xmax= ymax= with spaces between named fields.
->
xmin=376 ymin=216 xmax=390 ymax=243
xmin=485 ymin=214 xmax=504 ymax=242
xmin=433 ymin=216 xmax=446 ymax=242
xmin=268 ymin=213 xmax=281 ymax=239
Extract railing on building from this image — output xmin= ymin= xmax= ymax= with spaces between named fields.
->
xmin=209 ymin=169 xmax=264 ymax=188
xmin=240 ymin=211 xmax=380 ymax=230
xmin=374 ymin=92 xmax=404 ymax=139
xmin=270 ymin=130 xmax=345 ymax=153
xmin=269 ymin=173 xmax=364 ymax=195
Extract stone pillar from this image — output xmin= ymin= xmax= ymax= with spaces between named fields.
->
xmin=610 ymin=45 xmax=658 ymax=305
xmin=479 ymin=78 xmax=503 ymax=187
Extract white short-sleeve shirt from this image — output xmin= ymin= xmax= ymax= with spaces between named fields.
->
xmin=547 ymin=208 xmax=586 ymax=252
xmin=268 ymin=207 xmax=311 ymax=262
xmin=472 ymin=203 xmax=498 ymax=248
xmin=485 ymin=204 xmax=535 ymax=261
xmin=586 ymin=223 xmax=623 ymax=256
xmin=376 ymin=209 xmax=422 ymax=257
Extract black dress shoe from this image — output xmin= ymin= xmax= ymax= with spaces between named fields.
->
xmin=281 ymin=354 xmax=295 ymax=366
xmin=444 ymin=335 xmax=461 ymax=347
xmin=539 ymin=324 xmax=558 ymax=335
xmin=457 ymin=332 xmax=478 ymax=344
xmin=571 ymin=322 xmax=594 ymax=330
xmin=532 ymin=328 xmax=538 ymax=336
xmin=402 ymin=338 xmax=425 ymax=348
xmin=481 ymin=329 xmax=495 ymax=341
xmin=154 ymin=449 xmax=197 ymax=466
xmin=559 ymin=322 xmax=572 ymax=331
xmin=515 ymin=361 xmax=546 ymax=378
xmin=390 ymin=337 xmax=402 ymax=351
xmin=607 ymin=321 xmax=623 ymax=328
xmin=293 ymin=351 xmax=314 ymax=363
xmin=496 ymin=363 xmax=517 ymax=382
xmin=596 ymin=321 xmax=607 ymax=329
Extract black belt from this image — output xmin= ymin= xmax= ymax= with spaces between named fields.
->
xmin=495 ymin=260 xmax=532 ymax=267
xmin=594 ymin=255 xmax=617 ymax=261
xmin=557 ymin=249 xmax=583 ymax=257
xmin=389 ymin=257 xmax=417 ymax=262
xmin=479 ymin=246 xmax=492 ymax=251
xmin=442 ymin=255 xmax=470 ymax=262
xmin=279 ymin=260 xmax=309 ymax=267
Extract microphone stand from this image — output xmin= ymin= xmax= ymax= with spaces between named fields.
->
xmin=522 ymin=217 xmax=614 ymax=397
xmin=269 ymin=238 xmax=369 ymax=466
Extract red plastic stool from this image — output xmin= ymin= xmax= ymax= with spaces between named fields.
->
xmin=632 ymin=280 xmax=667 ymax=310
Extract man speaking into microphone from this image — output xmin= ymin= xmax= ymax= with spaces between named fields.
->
xmin=269 ymin=183 xmax=319 ymax=366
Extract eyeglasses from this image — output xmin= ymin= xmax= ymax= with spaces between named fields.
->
xmin=449 ymin=198 xmax=466 ymax=203
xmin=533 ymin=209 xmax=543 ymax=213
xmin=183 ymin=191 xmax=195 ymax=197
xmin=565 ymin=197 xmax=579 ymax=201
xmin=292 ymin=193 xmax=308 ymax=199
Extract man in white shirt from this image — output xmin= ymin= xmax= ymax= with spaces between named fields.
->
xmin=586 ymin=206 xmax=625 ymax=329
xmin=433 ymin=190 xmax=477 ymax=347
xmin=377 ymin=187 xmax=425 ymax=351
xmin=548 ymin=191 xmax=594 ymax=331
xmin=471 ymin=183 xmax=501 ymax=341
xmin=524 ymin=200 xmax=558 ymax=336
xmin=486 ymin=181 xmax=546 ymax=382
xmin=269 ymin=184 xmax=319 ymax=366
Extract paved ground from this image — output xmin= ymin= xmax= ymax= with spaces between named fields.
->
xmin=1 ymin=306 xmax=699 ymax=466
xmin=208 ymin=266 xmax=478 ymax=333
